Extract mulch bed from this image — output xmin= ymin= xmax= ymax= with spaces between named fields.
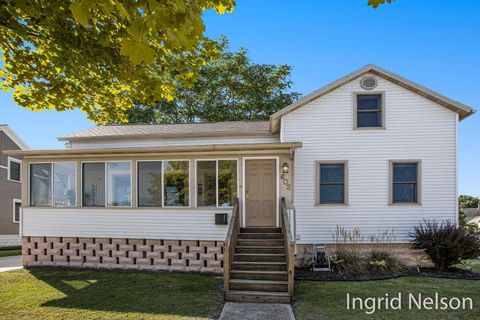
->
xmin=295 ymin=267 xmax=480 ymax=281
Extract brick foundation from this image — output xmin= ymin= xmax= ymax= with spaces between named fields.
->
xmin=295 ymin=243 xmax=432 ymax=268
xmin=22 ymin=236 xmax=224 ymax=274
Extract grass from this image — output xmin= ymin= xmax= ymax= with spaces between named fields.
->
xmin=0 ymin=268 xmax=224 ymax=320
xmin=0 ymin=250 xmax=21 ymax=258
xmin=294 ymin=277 xmax=480 ymax=320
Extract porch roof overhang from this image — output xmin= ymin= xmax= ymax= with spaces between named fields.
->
xmin=4 ymin=142 xmax=303 ymax=159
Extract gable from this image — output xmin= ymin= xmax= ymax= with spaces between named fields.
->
xmin=270 ymin=65 xmax=475 ymax=133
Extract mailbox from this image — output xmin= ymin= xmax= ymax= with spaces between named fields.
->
xmin=215 ymin=213 xmax=228 ymax=225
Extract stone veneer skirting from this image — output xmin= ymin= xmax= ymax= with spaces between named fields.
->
xmin=22 ymin=236 xmax=224 ymax=274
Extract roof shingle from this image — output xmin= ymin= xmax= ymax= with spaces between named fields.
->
xmin=58 ymin=121 xmax=272 ymax=141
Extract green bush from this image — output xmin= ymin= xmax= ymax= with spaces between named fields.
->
xmin=367 ymin=250 xmax=403 ymax=274
xmin=411 ymin=220 xmax=480 ymax=271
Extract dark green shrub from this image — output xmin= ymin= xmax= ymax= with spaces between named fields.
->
xmin=411 ymin=220 xmax=480 ymax=271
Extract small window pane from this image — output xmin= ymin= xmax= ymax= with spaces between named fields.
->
xmin=14 ymin=202 xmax=21 ymax=222
xmin=82 ymin=163 xmax=105 ymax=207
xmin=393 ymin=183 xmax=417 ymax=203
xmin=9 ymin=160 xmax=20 ymax=181
xmin=320 ymin=164 xmax=344 ymax=183
xmin=138 ymin=161 xmax=162 ymax=207
xmin=393 ymin=163 xmax=417 ymax=182
xmin=197 ymin=161 xmax=216 ymax=207
xmin=357 ymin=112 xmax=381 ymax=127
xmin=107 ymin=162 xmax=131 ymax=207
xmin=320 ymin=184 xmax=344 ymax=204
xmin=357 ymin=95 xmax=381 ymax=110
xmin=53 ymin=163 xmax=77 ymax=207
xmin=164 ymin=161 xmax=189 ymax=206
xmin=218 ymin=160 xmax=237 ymax=207
xmin=30 ymin=163 xmax=52 ymax=206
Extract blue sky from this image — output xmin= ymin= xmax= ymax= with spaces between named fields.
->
xmin=0 ymin=0 xmax=478 ymax=195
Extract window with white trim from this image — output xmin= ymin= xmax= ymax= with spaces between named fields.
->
xmin=30 ymin=162 xmax=77 ymax=207
xmin=164 ymin=161 xmax=189 ymax=207
xmin=137 ymin=161 xmax=162 ymax=207
xmin=8 ymin=157 xmax=21 ymax=182
xmin=82 ymin=161 xmax=131 ymax=207
xmin=13 ymin=199 xmax=21 ymax=223
xmin=196 ymin=159 xmax=238 ymax=207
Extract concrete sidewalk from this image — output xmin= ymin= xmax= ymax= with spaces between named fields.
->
xmin=0 ymin=255 xmax=22 ymax=272
xmin=219 ymin=302 xmax=296 ymax=320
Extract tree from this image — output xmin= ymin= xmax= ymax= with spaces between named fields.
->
xmin=0 ymin=0 xmax=234 ymax=123
xmin=368 ymin=0 xmax=394 ymax=8
xmin=459 ymin=195 xmax=480 ymax=209
xmin=121 ymin=40 xmax=301 ymax=124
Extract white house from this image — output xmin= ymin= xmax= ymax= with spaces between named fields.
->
xmin=6 ymin=65 xmax=475 ymax=302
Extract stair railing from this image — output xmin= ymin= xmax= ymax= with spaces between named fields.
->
xmin=281 ymin=197 xmax=295 ymax=298
xmin=223 ymin=198 xmax=240 ymax=293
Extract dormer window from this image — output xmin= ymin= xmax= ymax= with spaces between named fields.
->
xmin=354 ymin=93 xmax=385 ymax=129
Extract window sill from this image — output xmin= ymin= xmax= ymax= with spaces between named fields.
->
xmin=7 ymin=178 xmax=21 ymax=184
xmin=353 ymin=127 xmax=386 ymax=130
xmin=315 ymin=203 xmax=349 ymax=207
xmin=389 ymin=203 xmax=422 ymax=207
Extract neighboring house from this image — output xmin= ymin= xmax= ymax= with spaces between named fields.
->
xmin=465 ymin=206 xmax=480 ymax=226
xmin=0 ymin=125 xmax=29 ymax=247
xmin=5 ymin=65 xmax=475 ymax=302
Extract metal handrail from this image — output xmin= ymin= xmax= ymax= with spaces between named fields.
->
xmin=281 ymin=197 xmax=295 ymax=298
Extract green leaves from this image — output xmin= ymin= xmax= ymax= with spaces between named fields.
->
xmin=69 ymin=2 xmax=90 ymax=26
xmin=119 ymin=39 xmax=301 ymax=124
xmin=0 ymin=0 xmax=236 ymax=123
xmin=120 ymin=39 xmax=156 ymax=65
xmin=368 ymin=0 xmax=394 ymax=9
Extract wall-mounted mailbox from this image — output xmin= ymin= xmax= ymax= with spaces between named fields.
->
xmin=215 ymin=213 xmax=228 ymax=225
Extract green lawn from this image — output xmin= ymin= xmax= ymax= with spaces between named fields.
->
xmin=294 ymin=277 xmax=480 ymax=320
xmin=0 ymin=250 xmax=21 ymax=258
xmin=0 ymin=268 xmax=224 ymax=320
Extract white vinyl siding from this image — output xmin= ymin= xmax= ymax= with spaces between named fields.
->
xmin=22 ymin=207 xmax=229 ymax=240
xmin=282 ymin=73 xmax=457 ymax=243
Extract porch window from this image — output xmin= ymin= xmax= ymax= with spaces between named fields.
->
xmin=53 ymin=163 xmax=77 ymax=207
xmin=107 ymin=162 xmax=131 ymax=206
xmin=82 ymin=163 xmax=105 ymax=207
xmin=30 ymin=163 xmax=52 ymax=206
xmin=196 ymin=159 xmax=238 ymax=207
xmin=137 ymin=161 xmax=162 ymax=207
xmin=164 ymin=161 xmax=189 ymax=207
xmin=391 ymin=162 xmax=419 ymax=204
xmin=317 ymin=162 xmax=347 ymax=205
xmin=30 ymin=162 xmax=78 ymax=207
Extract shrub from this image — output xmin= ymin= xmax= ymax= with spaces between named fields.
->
xmin=367 ymin=250 xmax=403 ymax=274
xmin=330 ymin=226 xmax=366 ymax=273
xmin=410 ymin=220 xmax=480 ymax=271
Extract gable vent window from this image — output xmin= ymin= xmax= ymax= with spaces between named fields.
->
xmin=360 ymin=76 xmax=378 ymax=90
xmin=355 ymin=94 xmax=384 ymax=128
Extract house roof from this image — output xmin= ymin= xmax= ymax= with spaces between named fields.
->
xmin=0 ymin=124 xmax=30 ymax=150
xmin=4 ymin=142 xmax=302 ymax=158
xmin=269 ymin=64 xmax=476 ymax=133
xmin=57 ymin=121 xmax=272 ymax=142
